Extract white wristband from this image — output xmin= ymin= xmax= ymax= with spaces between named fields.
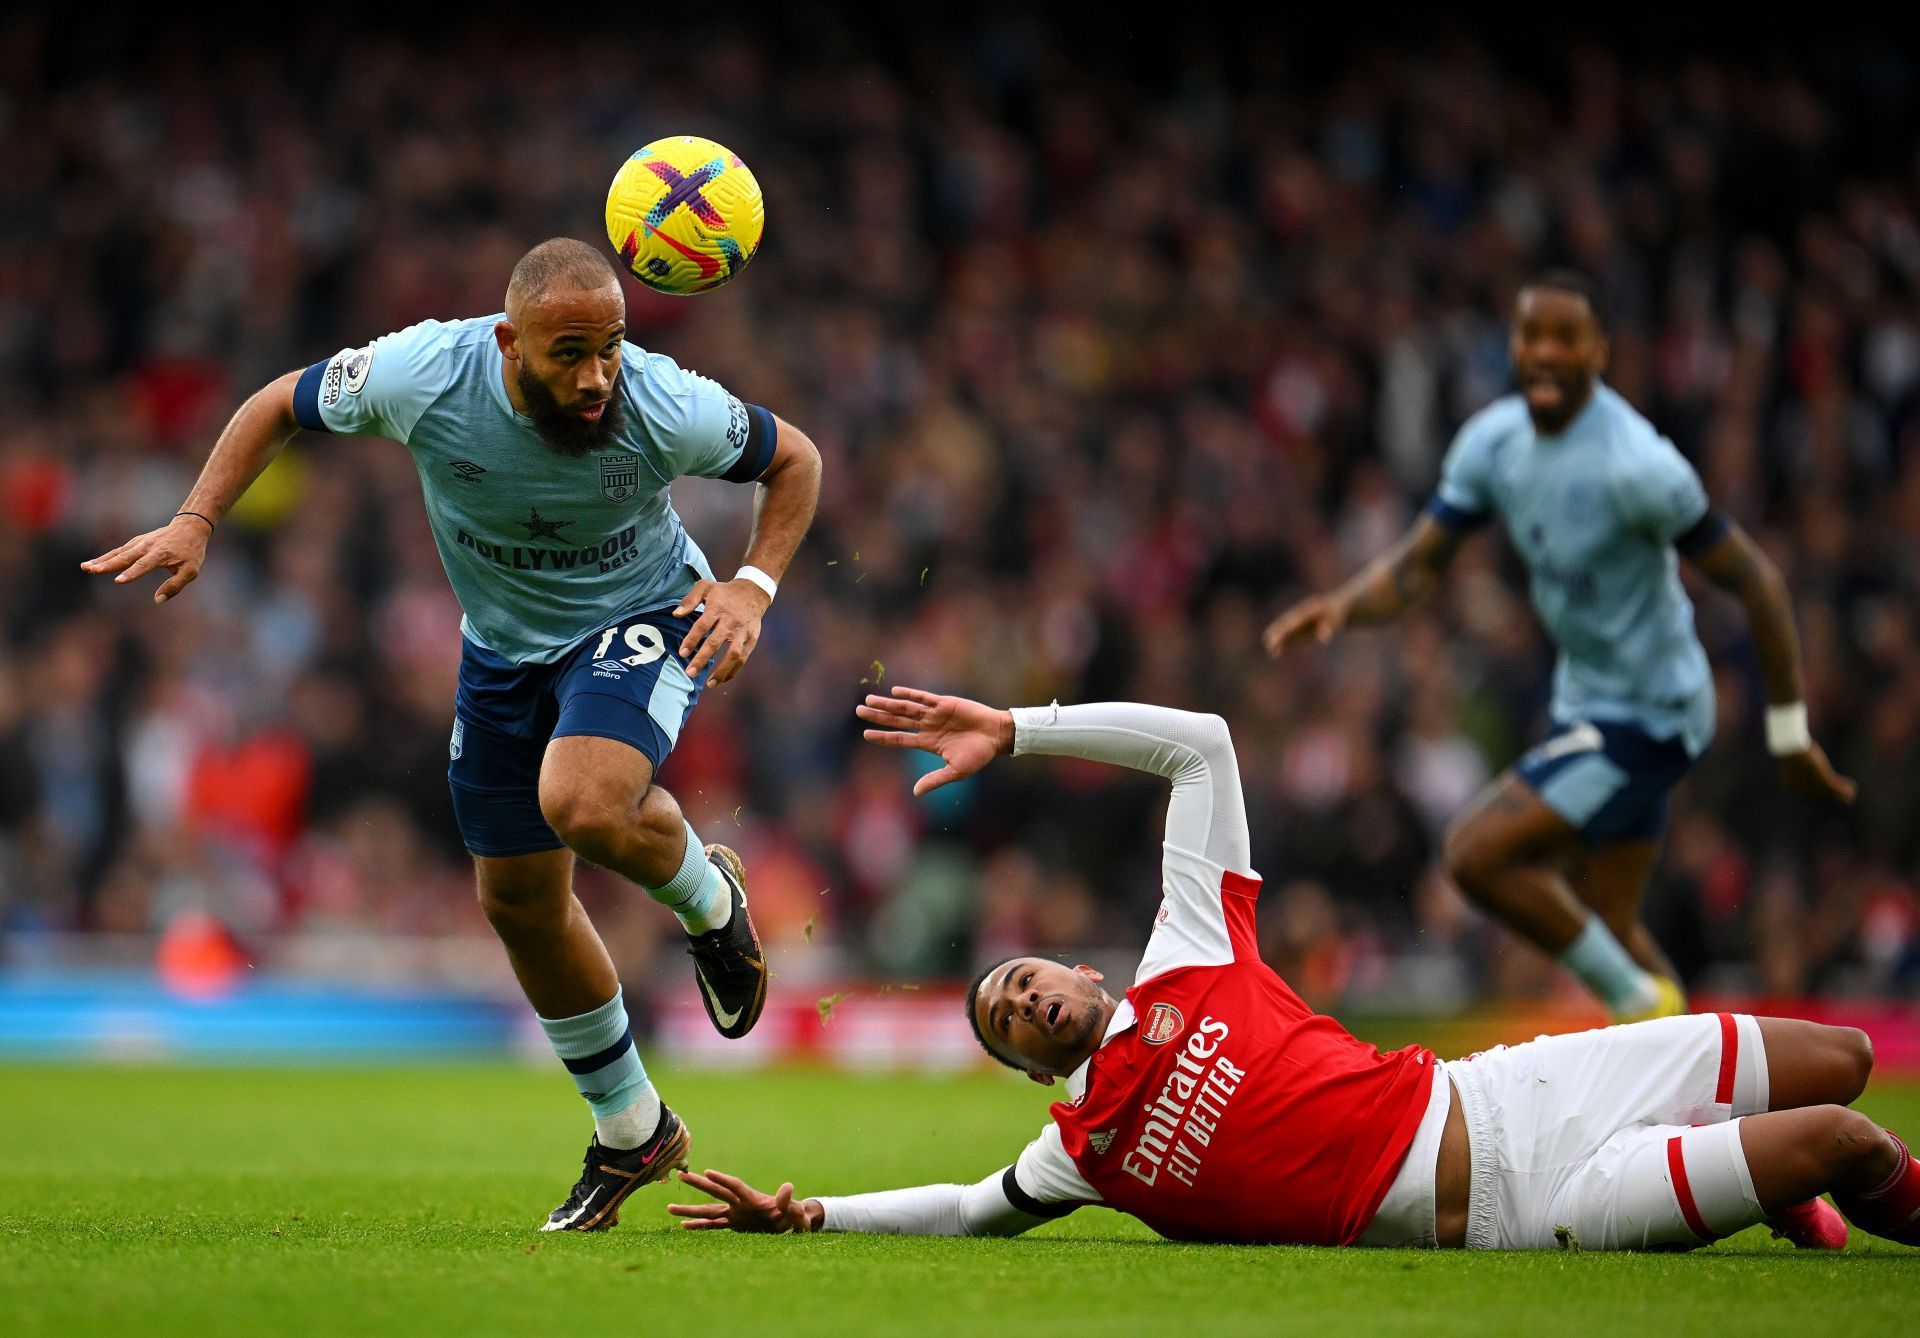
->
xmin=734 ymin=565 xmax=778 ymax=601
xmin=1765 ymin=702 xmax=1812 ymax=757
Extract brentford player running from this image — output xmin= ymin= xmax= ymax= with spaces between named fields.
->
xmin=1265 ymin=270 xmax=1853 ymax=1022
xmin=670 ymin=688 xmax=1920 ymax=1252
xmin=83 ymin=238 xmax=822 ymax=1231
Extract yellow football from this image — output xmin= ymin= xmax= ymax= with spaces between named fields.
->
xmin=605 ymin=135 xmax=765 ymax=296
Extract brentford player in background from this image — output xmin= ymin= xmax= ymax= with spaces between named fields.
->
xmin=670 ymin=688 xmax=1920 ymax=1252
xmin=1264 ymin=272 xmax=1853 ymax=1025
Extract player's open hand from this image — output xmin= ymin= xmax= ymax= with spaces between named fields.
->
xmin=673 ymin=577 xmax=772 ymax=685
xmin=80 ymin=515 xmax=213 ymax=605
xmin=1262 ymin=593 xmax=1349 ymax=659
xmin=1778 ymin=742 xmax=1857 ymax=806
xmin=669 ymin=1169 xmax=819 ymax=1233
xmin=856 ymin=685 xmax=1013 ymax=796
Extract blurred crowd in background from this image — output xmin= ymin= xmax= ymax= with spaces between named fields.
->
xmin=2 ymin=10 xmax=1917 ymax=1010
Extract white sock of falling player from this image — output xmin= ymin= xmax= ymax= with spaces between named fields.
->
xmin=646 ymin=819 xmax=732 ymax=935
xmin=537 ymin=989 xmax=663 ymax=1150
xmin=1559 ymin=913 xmax=1660 ymax=1016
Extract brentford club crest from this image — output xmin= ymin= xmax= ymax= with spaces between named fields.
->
xmin=1142 ymin=1002 xmax=1184 ymax=1045
xmin=599 ymin=453 xmax=639 ymax=501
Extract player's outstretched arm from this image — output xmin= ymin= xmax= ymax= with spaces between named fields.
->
xmin=1263 ymin=512 xmax=1464 ymax=658
xmin=857 ymin=686 xmax=1014 ymax=795
xmin=81 ymin=369 xmax=304 ymax=604
xmin=859 ymin=688 xmax=1251 ymax=869
xmin=1686 ymin=520 xmax=1856 ymax=805
xmin=669 ymin=1168 xmax=1054 ymax=1237
xmin=674 ymin=414 xmax=822 ymax=685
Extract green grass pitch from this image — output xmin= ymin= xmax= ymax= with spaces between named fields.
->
xmin=3 ymin=1064 xmax=1917 ymax=1336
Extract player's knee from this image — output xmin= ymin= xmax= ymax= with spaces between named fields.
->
xmin=1829 ymin=1026 xmax=1874 ymax=1103
xmin=475 ymin=874 xmax=566 ymax=930
xmin=1817 ymin=1105 xmax=1889 ymax=1178
xmin=1441 ymin=821 xmax=1498 ymax=897
xmin=538 ymin=782 xmax=629 ymax=861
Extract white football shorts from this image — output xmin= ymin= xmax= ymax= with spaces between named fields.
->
xmin=1446 ymin=1012 xmax=1771 ymax=1250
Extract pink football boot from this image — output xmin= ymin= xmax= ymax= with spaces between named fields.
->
xmin=1767 ymin=1197 xmax=1849 ymax=1250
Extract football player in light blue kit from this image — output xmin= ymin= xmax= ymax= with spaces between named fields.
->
xmin=85 ymin=238 xmax=823 ymax=1230
xmin=1265 ymin=271 xmax=1854 ymax=1021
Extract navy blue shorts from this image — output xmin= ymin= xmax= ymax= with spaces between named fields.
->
xmin=448 ymin=607 xmax=710 ymax=858
xmin=1514 ymin=719 xmax=1695 ymax=845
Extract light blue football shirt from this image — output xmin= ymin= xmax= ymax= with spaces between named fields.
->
xmin=1431 ymin=383 xmax=1718 ymax=756
xmin=292 ymin=316 xmax=776 ymax=664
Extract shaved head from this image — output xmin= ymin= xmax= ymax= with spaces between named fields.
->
xmin=505 ymin=237 xmax=621 ymax=320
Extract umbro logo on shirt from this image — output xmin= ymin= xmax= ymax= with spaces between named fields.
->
xmin=450 ymin=460 xmax=487 ymax=482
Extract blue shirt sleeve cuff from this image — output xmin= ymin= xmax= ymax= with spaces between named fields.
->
xmin=721 ymin=403 xmax=779 ymax=483
xmin=1674 ymin=506 xmax=1729 ymax=558
xmin=1426 ymin=493 xmax=1489 ymax=531
xmin=292 ymin=360 xmax=332 ymax=432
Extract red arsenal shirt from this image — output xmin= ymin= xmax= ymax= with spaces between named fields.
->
xmin=1022 ymin=847 xmax=1437 ymax=1245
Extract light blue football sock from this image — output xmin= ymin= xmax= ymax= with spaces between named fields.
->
xmin=537 ymin=989 xmax=660 ymax=1148
xmin=647 ymin=820 xmax=731 ymax=934
xmin=1559 ymin=914 xmax=1659 ymax=1015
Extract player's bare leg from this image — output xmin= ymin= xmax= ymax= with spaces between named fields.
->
xmin=1572 ymin=838 xmax=1682 ymax=985
xmin=1443 ymin=775 xmax=1679 ymax=1018
xmin=539 ymin=733 xmax=767 ymax=1038
xmin=1442 ymin=777 xmax=1586 ymax=946
xmin=474 ymin=847 xmax=687 ymax=1228
xmin=475 ymin=848 xmax=617 ymax=1018
xmin=1739 ymin=1106 xmax=1900 ymax=1211
xmin=1740 ymin=1017 xmax=1877 ymax=1247
xmin=1745 ymin=1010 xmax=1920 ymax=1249
xmin=1755 ymin=1017 xmax=1874 ymax=1109
xmin=539 ymin=736 xmax=686 ymax=886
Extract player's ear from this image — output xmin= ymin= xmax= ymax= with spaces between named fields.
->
xmin=1072 ymin=965 xmax=1104 ymax=983
xmin=494 ymin=320 xmax=520 ymax=362
xmin=1025 ymin=1070 xmax=1056 ymax=1087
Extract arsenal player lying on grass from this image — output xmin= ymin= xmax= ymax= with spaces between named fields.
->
xmin=671 ymin=688 xmax=1920 ymax=1251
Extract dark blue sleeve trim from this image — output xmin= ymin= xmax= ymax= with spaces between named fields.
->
xmin=1426 ymin=494 xmax=1490 ymax=531
xmin=292 ymin=360 xmax=333 ymax=432
xmin=721 ymin=403 xmax=779 ymax=484
xmin=1674 ymin=506 xmax=1730 ymax=558
xmin=1000 ymin=1164 xmax=1079 ymax=1219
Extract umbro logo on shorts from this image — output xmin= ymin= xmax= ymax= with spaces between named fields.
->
xmin=449 ymin=460 xmax=487 ymax=482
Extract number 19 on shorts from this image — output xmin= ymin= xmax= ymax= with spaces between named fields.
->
xmin=593 ymin=622 xmax=667 ymax=668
